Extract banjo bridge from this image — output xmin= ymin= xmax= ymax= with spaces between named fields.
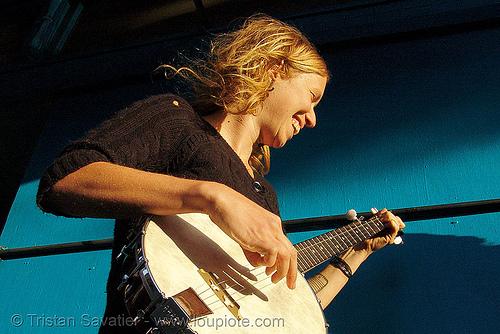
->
xmin=198 ymin=269 xmax=242 ymax=320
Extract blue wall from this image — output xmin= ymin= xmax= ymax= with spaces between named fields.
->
xmin=283 ymin=14 xmax=500 ymax=334
xmin=267 ymin=28 xmax=500 ymax=333
xmin=270 ymin=29 xmax=500 ymax=216
xmin=1 ymin=5 xmax=499 ymax=334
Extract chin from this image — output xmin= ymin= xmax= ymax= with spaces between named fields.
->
xmin=269 ymin=132 xmax=292 ymax=149
xmin=272 ymin=138 xmax=289 ymax=149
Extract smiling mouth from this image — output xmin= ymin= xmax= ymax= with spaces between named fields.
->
xmin=292 ymin=118 xmax=300 ymax=135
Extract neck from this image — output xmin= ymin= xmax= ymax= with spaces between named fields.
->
xmin=295 ymin=215 xmax=385 ymax=273
xmin=203 ymin=111 xmax=258 ymax=176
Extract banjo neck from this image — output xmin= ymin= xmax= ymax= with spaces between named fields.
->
xmin=294 ymin=215 xmax=385 ymax=273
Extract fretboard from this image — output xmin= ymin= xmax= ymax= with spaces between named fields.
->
xmin=294 ymin=216 xmax=385 ymax=273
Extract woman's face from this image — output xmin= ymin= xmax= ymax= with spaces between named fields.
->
xmin=257 ymin=71 xmax=327 ymax=148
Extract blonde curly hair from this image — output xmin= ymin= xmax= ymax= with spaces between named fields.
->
xmin=158 ymin=14 xmax=329 ymax=174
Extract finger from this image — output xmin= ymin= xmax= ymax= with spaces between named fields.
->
xmin=283 ymin=240 xmax=298 ymax=289
xmin=384 ymin=218 xmax=399 ymax=244
xmin=386 ymin=211 xmax=405 ymax=227
xmin=389 ymin=217 xmax=406 ymax=244
xmin=391 ymin=215 xmax=405 ymax=231
xmin=262 ymin=247 xmax=278 ymax=269
xmin=243 ymin=249 xmax=265 ymax=267
xmin=265 ymin=263 xmax=277 ymax=276
xmin=398 ymin=217 xmax=406 ymax=230
xmin=381 ymin=211 xmax=399 ymax=230
xmin=286 ymin=251 xmax=298 ymax=289
xmin=272 ymin=241 xmax=298 ymax=289
xmin=376 ymin=210 xmax=400 ymax=244
xmin=271 ymin=250 xmax=290 ymax=285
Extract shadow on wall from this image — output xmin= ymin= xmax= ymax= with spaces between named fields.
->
xmin=0 ymin=233 xmax=498 ymax=333
xmin=322 ymin=233 xmax=500 ymax=334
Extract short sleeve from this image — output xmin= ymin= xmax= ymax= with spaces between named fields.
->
xmin=36 ymin=94 xmax=199 ymax=214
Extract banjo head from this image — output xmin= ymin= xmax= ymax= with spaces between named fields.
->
xmin=133 ymin=213 xmax=328 ymax=333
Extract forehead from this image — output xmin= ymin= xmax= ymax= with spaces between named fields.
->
xmin=289 ymin=72 xmax=328 ymax=87
xmin=290 ymin=72 xmax=327 ymax=92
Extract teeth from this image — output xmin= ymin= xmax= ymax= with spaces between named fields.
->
xmin=292 ymin=118 xmax=300 ymax=135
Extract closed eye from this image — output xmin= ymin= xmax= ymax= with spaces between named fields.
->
xmin=311 ymin=91 xmax=321 ymax=104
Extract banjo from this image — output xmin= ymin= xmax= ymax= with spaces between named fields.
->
xmin=119 ymin=209 xmax=389 ymax=333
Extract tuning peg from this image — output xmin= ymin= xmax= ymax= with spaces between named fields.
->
xmin=346 ymin=209 xmax=358 ymax=221
xmin=371 ymin=208 xmax=379 ymax=214
xmin=346 ymin=209 xmax=366 ymax=221
xmin=394 ymin=231 xmax=404 ymax=245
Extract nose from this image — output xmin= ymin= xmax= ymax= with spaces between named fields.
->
xmin=305 ymin=107 xmax=317 ymax=128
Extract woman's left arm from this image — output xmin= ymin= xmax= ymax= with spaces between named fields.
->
xmin=308 ymin=209 xmax=405 ymax=309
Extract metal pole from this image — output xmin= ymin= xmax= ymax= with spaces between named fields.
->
xmin=1 ymin=199 xmax=499 ymax=260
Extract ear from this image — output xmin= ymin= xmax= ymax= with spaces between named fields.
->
xmin=268 ymin=60 xmax=286 ymax=81
xmin=268 ymin=66 xmax=280 ymax=81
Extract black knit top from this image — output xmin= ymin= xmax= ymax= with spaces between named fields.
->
xmin=37 ymin=93 xmax=279 ymax=217
xmin=36 ymin=93 xmax=280 ymax=333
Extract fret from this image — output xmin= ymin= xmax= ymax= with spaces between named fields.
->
xmin=356 ymin=224 xmax=366 ymax=242
xmin=308 ymin=237 xmax=322 ymax=262
xmin=334 ymin=227 xmax=349 ymax=249
xmin=327 ymin=232 xmax=342 ymax=254
xmin=307 ymin=239 xmax=323 ymax=264
xmin=316 ymin=234 xmax=332 ymax=259
xmin=342 ymin=225 xmax=359 ymax=247
xmin=299 ymin=247 xmax=312 ymax=270
xmin=372 ymin=217 xmax=385 ymax=232
xmin=329 ymin=233 xmax=343 ymax=253
xmin=302 ymin=239 xmax=316 ymax=268
xmin=320 ymin=234 xmax=336 ymax=256
xmin=365 ymin=221 xmax=377 ymax=235
xmin=296 ymin=252 xmax=303 ymax=271
xmin=357 ymin=221 xmax=370 ymax=238
xmin=297 ymin=256 xmax=307 ymax=272
xmin=314 ymin=236 xmax=331 ymax=263
xmin=307 ymin=238 xmax=322 ymax=257
xmin=334 ymin=228 xmax=350 ymax=250
xmin=348 ymin=224 xmax=362 ymax=243
xmin=347 ymin=223 xmax=362 ymax=243
xmin=359 ymin=221 xmax=372 ymax=239
xmin=341 ymin=226 xmax=355 ymax=246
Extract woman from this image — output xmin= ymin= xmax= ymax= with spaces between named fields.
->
xmin=37 ymin=14 xmax=404 ymax=332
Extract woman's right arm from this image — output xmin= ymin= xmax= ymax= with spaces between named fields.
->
xmin=42 ymin=161 xmax=298 ymax=289
xmin=42 ymin=161 xmax=219 ymax=219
